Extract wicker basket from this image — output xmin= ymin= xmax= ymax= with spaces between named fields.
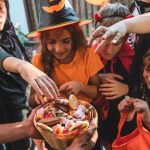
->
xmin=34 ymin=100 xmax=98 ymax=150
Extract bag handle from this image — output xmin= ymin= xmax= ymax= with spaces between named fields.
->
xmin=117 ymin=113 xmax=143 ymax=138
xmin=136 ymin=113 xmax=144 ymax=132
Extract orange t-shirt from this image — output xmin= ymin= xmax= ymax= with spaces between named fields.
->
xmin=32 ymin=47 xmax=103 ymax=103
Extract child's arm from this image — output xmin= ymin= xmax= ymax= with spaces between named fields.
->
xmin=81 ymin=73 xmax=100 ymax=98
xmin=2 ymin=54 xmax=59 ymax=100
xmin=89 ymin=13 xmax=150 ymax=53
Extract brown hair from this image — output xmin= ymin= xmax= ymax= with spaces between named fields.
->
xmin=143 ymin=49 xmax=150 ymax=69
xmin=40 ymin=23 xmax=88 ymax=78
xmin=95 ymin=2 xmax=130 ymax=28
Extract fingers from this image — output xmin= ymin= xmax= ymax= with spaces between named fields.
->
xmin=101 ymin=28 xmax=117 ymax=40
xmin=101 ymin=92 xmax=118 ymax=100
xmin=34 ymin=93 xmax=41 ymax=105
xmin=45 ymin=76 xmax=60 ymax=97
xmin=30 ymin=74 xmax=60 ymax=100
xmin=35 ymin=77 xmax=54 ymax=99
xmin=111 ymin=32 xmax=124 ymax=44
xmin=100 ymin=83 xmax=114 ymax=88
xmin=59 ymin=83 xmax=68 ymax=93
xmin=105 ymin=95 xmax=119 ymax=100
xmin=111 ymin=73 xmax=124 ymax=80
xmin=94 ymin=39 xmax=107 ymax=53
xmin=35 ymin=93 xmax=48 ymax=105
xmin=118 ymin=97 xmax=134 ymax=112
xmin=133 ymin=99 xmax=147 ymax=112
xmin=90 ymin=118 xmax=97 ymax=128
xmin=30 ymin=79 xmax=44 ymax=96
xmin=79 ymin=127 xmax=96 ymax=147
xmin=88 ymin=26 xmax=108 ymax=46
xmin=92 ymin=26 xmax=108 ymax=39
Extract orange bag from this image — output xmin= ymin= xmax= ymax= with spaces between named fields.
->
xmin=112 ymin=113 xmax=150 ymax=150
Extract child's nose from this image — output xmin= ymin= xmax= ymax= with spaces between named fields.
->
xmin=55 ymin=43 xmax=63 ymax=52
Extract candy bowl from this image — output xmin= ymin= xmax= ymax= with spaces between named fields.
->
xmin=34 ymin=95 xmax=98 ymax=150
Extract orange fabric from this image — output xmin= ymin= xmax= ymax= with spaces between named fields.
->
xmin=112 ymin=113 xmax=150 ymax=150
xmin=32 ymin=47 xmax=103 ymax=103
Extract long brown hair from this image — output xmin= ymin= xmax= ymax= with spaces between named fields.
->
xmin=95 ymin=2 xmax=130 ymax=28
xmin=40 ymin=23 xmax=88 ymax=78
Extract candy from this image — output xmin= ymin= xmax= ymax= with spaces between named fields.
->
xmin=39 ymin=117 xmax=60 ymax=126
xmin=35 ymin=95 xmax=96 ymax=136
xmin=56 ymin=98 xmax=69 ymax=105
xmin=68 ymin=94 xmax=78 ymax=110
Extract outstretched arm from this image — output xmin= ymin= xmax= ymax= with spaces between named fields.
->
xmin=89 ymin=12 xmax=150 ymax=53
xmin=0 ymin=49 xmax=60 ymax=100
xmin=0 ymin=107 xmax=41 ymax=144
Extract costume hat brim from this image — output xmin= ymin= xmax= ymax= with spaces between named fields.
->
xmin=27 ymin=0 xmax=92 ymax=38
xmin=27 ymin=19 xmax=92 ymax=38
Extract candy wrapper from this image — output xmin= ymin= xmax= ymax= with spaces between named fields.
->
xmin=34 ymin=95 xmax=98 ymax=150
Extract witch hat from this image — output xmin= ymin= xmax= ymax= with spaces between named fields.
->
xmin=85 ymin=0 xmax=109 ymax=6
xmin=28 ymin=0 xmax=92 ymax=38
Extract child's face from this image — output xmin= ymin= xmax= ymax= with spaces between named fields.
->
xmin=100 ymin=38 xmax=123 ymax=60
xmin=46 ymin=28 xmax=73 ymax=63
xmin=0 ymin=0 xmax=7 ymax=31
xmin=143 ymin=57 xmax=150 ymax=89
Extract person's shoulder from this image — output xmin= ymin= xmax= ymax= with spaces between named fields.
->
xmin=77 ymin=46 xmax=92 ymax=58
xmin=79 ymin=46 xmax=95 ymax=55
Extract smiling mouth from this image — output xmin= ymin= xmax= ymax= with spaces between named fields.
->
xmin=55 ymin=53 xmax=65 ymax=56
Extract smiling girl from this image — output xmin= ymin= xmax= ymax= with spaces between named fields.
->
xmin=30 ymin=23 xmax=103 ymax=106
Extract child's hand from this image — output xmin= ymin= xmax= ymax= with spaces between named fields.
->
xmin=34 ymin=93 xmax=50 ymax=105
xmin=118 ymin=96 xmax=135 ymax=121
xmin=118 ymin=96 xmax=134 ymax=112
xmin=99 ymin=78 xmax=128 ymax=100
xmin=59 ymin=81 xmax=82 ymax=96
xmin=118 ymin=97 xmax=150 ymax=125
xmin=133 ymin=99 xmax=150 ymax=126
xmin=99 ymin=73 xmax=123 ymax=84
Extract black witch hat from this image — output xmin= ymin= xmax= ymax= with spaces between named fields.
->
xmin=28 ymin=0 xmax=92 ymax=37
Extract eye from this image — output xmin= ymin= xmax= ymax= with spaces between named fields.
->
xmin=62 ymin=38 xmax=71 ymax=44
xmin=144 ymin=65 xmax=150 ymax=72
xmin=0 ymin=5 xmax=5 ymax=11
xmin=47 ymin=40 xmax=56 ymax=44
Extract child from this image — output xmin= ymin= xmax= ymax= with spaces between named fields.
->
xmin=29 ymin=0 xmax=103 ymax=107
xmin=118 ymin=49 xmax=150 ymax=130
xmin=29 ymin=1 xmax=102 ymax=149
xmin=90 ymin=2 xmax=135 ymax=148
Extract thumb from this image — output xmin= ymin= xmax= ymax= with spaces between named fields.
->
xmin=80 ymin=126 xmax=96 ymax=143
xmin=90 ymin=118 xmax=98 ymax=128
xmin=59 ymin=83 xmax=68 ymax=92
